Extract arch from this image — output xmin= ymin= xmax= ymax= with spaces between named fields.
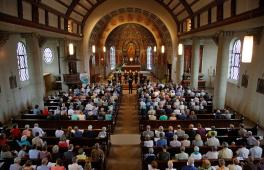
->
xmin=228 ymin=38 xmax=242 ymax=80
xmin=82 ymin=0 xmax=178 ymax=76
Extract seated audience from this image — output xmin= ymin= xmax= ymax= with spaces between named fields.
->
xmin=181 ymin=157 xmax=197 ymax=170
xmin=175 ymin=146 xmax=189 ymax=160
xmin=98 ymin=127 xmax=107 ymax=138
xmin=170 ymin=135 xmax=181 ymax=148
xmin=83 ymin=125 xmax=95 ymax=138
xmin=37 ymin=157 xmax=49 ymax=170
xmin=32 ymin=123 xmax=45 ymax=137
xmin=64 ymin=144 xmax=75 ymax=161
xmin=166 ymin=160 xmax=176 ymax=170
xmin=218 ymin=142 xmax=233 ymax=159
xmin=205 ymin=146 xmax=219 ymax=159
xmin=144 ymin=135 xmax=154 ymax=148
xmin=143 ymin=125 xmax=154 ymax=138
xmin=68 ymin=157 xmax=83 ymax=170
xmin=192 ymin=134 xmax=204 ymax=147
xmin=181 ymin=134 xmax=191 ymax=147
xmin=157 ymin=146 xmax=170 ymax=161
xmin=190 ymin=146 xmax=202 ymax=160
xmin=9 ymin=157 xmax=21 ymax=170
xmin=1 ymin=144 xmax=13 ymax=159
xmin=10 ymin=124 xmax=21 ymax=139
xmin=55 ymin=127 xmax=64 ymax=138
xmin=28 ymin=145 xmax=40 ymax=159
xmin=51 ymin=158 xmax=65 ymax=170
xmin=144 ymin=148 xmax=156 ymax=165
xmin=249 ymin=141 xmax=263 ymax=159
xmin=156 ymin=133 xmax=167 ymax=147
xmin=227 ymin=157 xmax=242 ymax=170
xmin=214 ymin=159 xmax=228 ymax=170
xmin=236 ymin=142 xmax=249 ymax=159
xmin=205 ymin=132 xmax=220 ymax=147
xmin=22 ymin=124 xmax=32 ymax=138
xmin=22 ymin=160 xmax=34 ymax=170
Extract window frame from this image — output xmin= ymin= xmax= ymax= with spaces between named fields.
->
xmin=16 ymin=41 xmax=29 ymax=81
xmin=147 ymin=46 xmax=152 ymax=70
xmin=228 ymin=39 xmax=241 ymax=81
xmin=43 ymin=47 xmax=54 ymax=64
xmin=110 ymin=46 xmax=116 ymax=70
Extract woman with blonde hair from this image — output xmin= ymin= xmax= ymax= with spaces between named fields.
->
xmin=192 ymin=134 xmax=204 ymax=147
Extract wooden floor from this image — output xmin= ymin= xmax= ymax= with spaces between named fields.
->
xmin=106 ymin=90 xmax=142 ymax=170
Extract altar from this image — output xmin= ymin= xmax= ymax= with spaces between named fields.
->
xmin=122 ymin=64 xmax=141 ymax=72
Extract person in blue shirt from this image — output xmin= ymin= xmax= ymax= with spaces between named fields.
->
xmin=181 ymin=157 xmax=197 ymax=170
xmin=17 ymin=135 xmax=31 ymax=147
xmin=156 ymin=133 xmax=167 ymax=147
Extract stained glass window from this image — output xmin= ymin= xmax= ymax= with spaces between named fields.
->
xmin=147 ymin=46 xmax=152 ymax=70
xmin=229 ymin=39 xmax=241 ymax=80
xmin=110 ymin=46 xmax=116 ymax=70
xmin=43 ymin=48 xmax=53 ymax=64
xmin=16 ymin=42 xmax=29 ymax=81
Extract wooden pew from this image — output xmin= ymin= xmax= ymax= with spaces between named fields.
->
xmin=139 ymin=119 xmax=243 ymax=131
xmin=12 ymin=119 xmax=114 ymax=132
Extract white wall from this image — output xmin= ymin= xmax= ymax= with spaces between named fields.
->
xmin=226 ymin=31 xmax=264 ymax=127
xmin=0 ymin=34 xmax=39 ymax=122
xmin=201 ymin=39 xmax=218 ymax=88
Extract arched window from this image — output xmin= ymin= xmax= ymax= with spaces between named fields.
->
xmin=229 ymin=39 xmax=241 ymax=80
xmin=43 ymin=48 xmax=53 ymax=64
xmin=110 ymin=46 xmax=116 ymax=70
xmin=16 ymin=41 xmax=29 ymax=81
xmin=147 ymin=46 xmax=152 ymax=70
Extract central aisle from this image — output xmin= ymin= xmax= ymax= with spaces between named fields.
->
xmin=106 ymin=90 xmax=142 ymax=170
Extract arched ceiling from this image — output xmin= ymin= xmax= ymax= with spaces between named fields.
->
xmin=40 ymin=0 xmax=214 ymax=28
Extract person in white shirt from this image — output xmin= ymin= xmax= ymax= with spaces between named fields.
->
xmin=249 ymin=141 xmax=263 ymax=159
xmin=68 ymin=157 xmax=83 ymax=170
xmin=236 ymin=143 xmax=249 ymax=159
xmin=32 ymin=123 xmax=45 ymax=137
xmin=144 ymin=135 xmax=154 ymax=148
xmin=55 ymin=127 xmax=64 ymax=138
xmin=68 ymin=106 xmax=74 ymax=116
xmin=189 ymin=146 xmax=202 ymax=160
xmin=98 ymin=127 xmax=107 ymax=138
xmin=181 ymin=134 xmax=190 ymax=147
xmin=218 ymin=142 xmax=233 ymax=159
xmin=175 ymin=146 xmax=189 ymax=160
xmin=170 ymin=135 xmax=181 ymax=147
xmin=214 ymin=159 xmax=229 ymax=170
xmin=227 ymin=157 xmax=242 ymax=170
xmin=205 ymin=146 xmax=219 ymax=159
xmin=206 ymin=132 xmax=220 ymax=147
xmin=166 ymin=160 xmax=176 ymax=170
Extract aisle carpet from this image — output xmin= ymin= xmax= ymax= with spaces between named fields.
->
xmin=106 ymin=90 xmax=142 ymax=170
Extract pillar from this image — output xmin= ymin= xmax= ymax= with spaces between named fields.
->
xmin=190 ymin=38 xmax=200 ymax=89
xmin=176 ymin=47 xmax=184 ymax=83
xmin=213 ymin=31 xmax=233 ymax=109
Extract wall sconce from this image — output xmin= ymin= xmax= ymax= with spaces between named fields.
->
xmin=103 ymin=46 xmax=106 ymax=53
xmin=161 ymin=45 xmax=165 ymax=54
xmin=154 ymin=46 xmax=157 ymax=52
xmin=178 ymin=43 xmax=183 ymax=55
xmin=242 ymin=36 xmax=253 ymax=63
xmin=69 ymin=43 xmax=74 ymax=55
xmin=92 ymin=45 xmax=96 ymax=53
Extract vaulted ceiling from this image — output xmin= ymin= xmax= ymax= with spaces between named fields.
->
xmin=40 ymin=0 xmax=214 ymax=27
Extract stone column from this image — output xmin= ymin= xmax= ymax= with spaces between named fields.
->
xmin=213 ymin=31 xmax=233 ymax=109
xmin=176 ymin=46 xmax=184 ymax=83
xmin=190 ymin=38 xmax=200 ymax=89
xmin=24 ymin=33 xmax=45 ymax=108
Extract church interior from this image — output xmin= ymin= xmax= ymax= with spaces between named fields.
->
xmin=0 ymin=0 xmax=264 ymax=169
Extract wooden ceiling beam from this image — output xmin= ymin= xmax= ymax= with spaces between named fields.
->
xmin=78 ymin=2 xmax=89 ymax=11
xmin=154 ymin=0 xmax=178 ymax=24
xmin=167 ymin=0 xmax=174 ymax=7
xmin=65 ymin=0 xmax=80 ymax=17
xmin=178 ymin=0 xmax=193 ymax=16
xmin=171 ymin=2 xmax=181 ymax=11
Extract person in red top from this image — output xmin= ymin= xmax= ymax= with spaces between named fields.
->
xmin=10 ymin=124 xmax=21 ymax=139
xmin=42 ymin=106 xmax=49 ymax=116
xmin=0 ymin=133 xmax=7 ymax=145
xmin=58 ymin=135 xmax=69 ymax=151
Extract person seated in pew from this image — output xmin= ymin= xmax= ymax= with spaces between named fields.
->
xmin=10 ymin=124 xmax=21 ymax=140
xmin=32 ymin=132 xmax=44 ymax=148
xmin=144 ymin=148 xmax=156 ymax=165
xmin=68 ymin=156 xmax=83 ymax=170
xmin=22 ymin=160 xmax=35 ymax=170
xmin=149 ymin=111 xmax=157 ymax=120
xmin=165 ymin=126 xmax=175 ymax=140
xmin=205 ymin=146 xmax=219 ymax=160
xmin=1 ymin=144 xmax=14 ymax=159
xmin=181 ymin=134 xmax=191 ymax=147
xmin=0 ymin=133 xmax=7 ymax=146
xmin=17 ymin=135 xmax=31 ymax=147
xmin=148 ymin=160 xmax=159 ymax=170
xmin=198 ymin=159 xmax=214 ymax=170
xmin=148 ymin=106 xmax=156 ymax=116
xmin=175 ymin=125 xmax=185 ymax=138
xmin=181 ymin=157 xmax=197 ymax=170
xmin=71 ymin=111 xmax=80 ymax=121
xmin=188 ymin=111 xmax=197 ymax=121
xmin=227 ymin=157 xmax=242 ymax=170
xmin=156 ymin=133 xmax=167 ymax=147
xmin=68 ymin=106 xmax=75 ymax=116
xmin=247 ymin=131 xmax=258 ymax=146
xmin=207 ymin=126 xmax=218 ymax=138
xmin=218 ymin=142 xmax=233 ymax=159
xmin=144 ymin=135 xmax=154 ymax=148
xmin=32 ymin=123 xmax=45 ymax=137
xmin=192 ymin=134 xmax=204 ymax=147
xmin=98 ymin=127 xmax=107 ymax=138
xmin=190 ymin=146 xmax=202 ymax=160
xmin=105 ymin=110 xmax=113 ymax=121
xmin=28 ymin=145 xmax=40 ymax=160
xmin=224 ymin=109 xmax=232 ymax=120
xmin=39 ymin=146 xmax=51 ymax=161
xmin=142 ymin=125 xmax=154 ymax=139
xmin=159 ymin=111 xmax=168 ymax=121
xmin=9 ymin=157 xmax=22 ymax=170
xmin=22 ymin=124 xmax=32 ymax=138
xmin=249 ymin=141 xmax=263 ymax=159
xmin=76 ymin=148 xmax=87 ymax=161
xmin=55 ymin=127 xmax=64 ymax=138
xmin=50 ymin=158 xmax=65 ymax=170
xmin=227 ymin=124 xmax=238 ymax=137
xmin=58 ymin=135 xmax=69 ymax=151
xmin=157 ymin=146 xmax=170 ymax=161
xmin=91 ymin=143 xmax=105 ymax=170
xmin=175 ymin=146 xmax=189 ymax=160
xmin=33 ymin=104 xmax=41 ymax=115
xmin=169 ymin=112 xmax=177 ymax=120
xmin=238 ymin=123 xmax=248 ymax=138
xmin=196 ymin=123 xmax=206 ymax=138
xmin=170 ymin=135 xmax=181 ymax=148
xmin=166 ymin=160 xmax=177 ymax=170
xmin=83 ymin=125 xmax=95 ymax=138
xmin=64 ymin=144 xmax=75 ymax=161
xmin=206 ymin=131 xmax=220 ymax=147
xmin=72 ymin=126 xmax=83 ymax=138
xmin=155 ymin=126 xmax=165 ymax=138
xmin=51 ymin=145 xmax=60 ymax=163
xmin=236 ymin=142 xmax=249 ymax=160
xmin=17 ymin=145 xmax=28 ymax=159
xmin=37 ymin=157 xmax=49 ymax=170
xmin=214 ymin=159 xmax=228 ymax=170
xmin=65 ymin=126 xmax=73 ymax=139
xmin=186 ymin=124 xmax=196 ymax=138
